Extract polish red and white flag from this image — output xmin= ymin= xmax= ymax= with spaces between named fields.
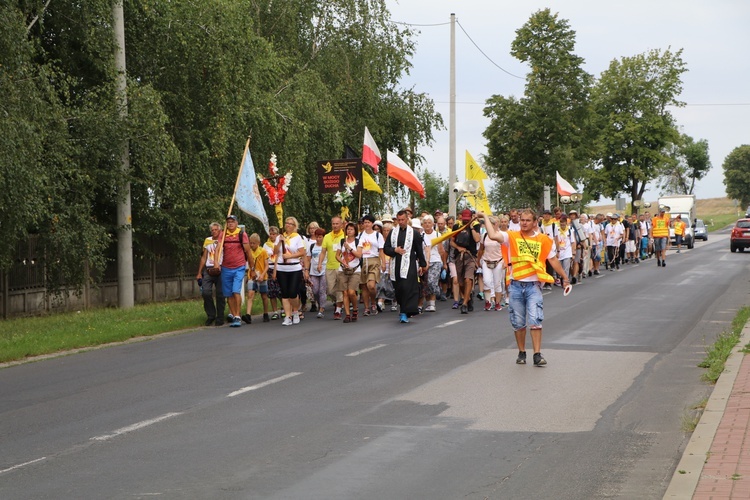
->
xmin=387 ymin=151 xmax=425 ymax=198
xmin=362 ymin=126 xmax=381 ymax=173
xmin=556 ymin=171 xmax=576 ymax=196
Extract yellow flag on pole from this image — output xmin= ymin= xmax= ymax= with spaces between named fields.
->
xmin=362 ymin=168 xmax=382 ymax=194
xmin=465 ymin=151 xmax=488 ymax=181
xmin=465 ymin=151 xmax=492 ymax=215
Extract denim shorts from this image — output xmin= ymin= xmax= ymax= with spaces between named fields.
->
xmin=247 ymin=279 xmax=269 ymax=294
xmin=653 ymin=237 xmax=668 ymax=251
xmin=508 ymin=280 xmax=544 ymax=331
xmin=221 ymin=265 xmax=246 ymax=297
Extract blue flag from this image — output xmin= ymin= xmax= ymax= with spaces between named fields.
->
xmin=236 ymin=147 xmax=270 ymax=235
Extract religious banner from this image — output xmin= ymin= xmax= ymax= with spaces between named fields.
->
xmin=317 ymin=158 xmax=363 ymax=194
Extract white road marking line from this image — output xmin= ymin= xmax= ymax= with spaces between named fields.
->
xmin=227 ymin=372 xmax=302 ymax=398
xmin=90 ymin=412 xmax=182 ymax=442
xmin=436 ymin=319 xmax=465 ymax=328
xmin=0 ymin=457 xmax=47 ymax=475
xmin=346 ymin=344 xmax=387 ymax=357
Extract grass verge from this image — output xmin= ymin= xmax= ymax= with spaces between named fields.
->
xmin=0 ymin=300 xmax=205 ymax=364
xmin=701 ymin=213 xmax=741 ymax=232
xmin=698 ymin=306 xmax=750 ymax=384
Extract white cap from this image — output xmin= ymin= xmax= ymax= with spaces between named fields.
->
xmin=411 ymin=218 xmax=422 ymax=229
xmin=373 ymin=220 xmax=383 ymax=228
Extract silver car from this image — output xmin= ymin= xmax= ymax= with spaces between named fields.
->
xmin=694 ymin=219 xmax=708 ymax=241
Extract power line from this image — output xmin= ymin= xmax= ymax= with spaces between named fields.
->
xmin=455 ymin=20 xmax=524 ymax=80
xmin=393 ymin=18 xmax=524 ymax=79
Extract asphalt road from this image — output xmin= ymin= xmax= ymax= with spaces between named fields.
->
xmin=2 ymin=231 xmax=749 ymax=499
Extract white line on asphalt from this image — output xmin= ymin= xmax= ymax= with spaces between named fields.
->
xmin=436 ymin=319 xmax=465 ymax=328
xmin=227 ymin=372 xmax=303 ymax=398
xmin=0 ymin=457 xmax=47 ymax=475
xmin=345 ymin=344 xmax=387 ymax=357
xmin=90 ymin=412 xmax=182 ymax=442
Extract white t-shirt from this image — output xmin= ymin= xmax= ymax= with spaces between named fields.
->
xmin=275 ymin=233 xmax=304 ymax=272
xmin=307 ymin=242 xmax=325 ymax=277
xmin=557 ymin=227 xmax=574 ymax=260
xmin=357 ymin=230 xmax=384 ymax=259
xmin=334 ymin=238 xmax=361 ymax=273
xmin=605 ymin=223 xmax=624 ymax=247
xmin=421 ymin=230 xmax=443 ymax=264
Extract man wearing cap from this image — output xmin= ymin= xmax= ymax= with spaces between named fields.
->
xmin=478 ymin=209 xmax=569 ymax=367
xmin=605 ymin=213 xmax=624 ymax=270
xmin=384 ymin=209 xmax=427 ymax=323
xmin=450 ymin=209 xmax=481 ymax=313
xmin=217 ymin=215 xmax=254 ymax=327
xmin=650 ymin=208 xmax=671 ymax=267
xmin=357 ymin=214 xmax=385 ymax=316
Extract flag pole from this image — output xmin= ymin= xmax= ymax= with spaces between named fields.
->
xmin=358 ymin=191 xmax=362 ymax=220
xmin=215 ymin=135 xmax=251 ymax=269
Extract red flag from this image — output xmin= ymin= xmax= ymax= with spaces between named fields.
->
xmin=362 ymin=126 xmax=381 ymax=173
xmin=387 ymin=151 xmax=425 ymax=198
xmin=556 ymin=171 xmax=576 ymax=196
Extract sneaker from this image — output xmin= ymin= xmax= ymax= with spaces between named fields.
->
xmin=417 ymin=306 xmax=422 ymax=314
xmin=317 ymin=311 xmax=324 ymax=319
xmin=593 ymin=270 xmax=600 ymax=275
xmin=533 ymin=352 xmax=547 ymax=366
xmin=516 ymin=351 xmax=527 ymax=365
xmin=452 ymin=301 xmax=460 ymax=309
xmin=391 ymin=305 xmax=398 ymax=311
xmin=424 ymin=304 xmax=436 ymax=312
xmin=271 ymin=312 xmax=279 ymax=320
xmin=363 ymin=309 xmax=371 ymax=316
xmin=495 ymin=303 xmax=503 ymax=311
xmin=281 ymin=311 xmax=286 ymax=318
xmin=657 ymin=259 xmax=662 ymax=267
xmin=241 ymin=314 xmax=252 ymax=324
xmin=571 ymin=277 xmax=577 ymax=285
xmin=460 ymin=304 xmax=468 ymax=314
xmin=230 ymin=318 xmax=242 ymax=328
xmin=281 ymin=317 xmax=293 ymax=326
xmin=227 ymin=313 xmax=234 ymax=322
xmin=588 ymin=270 xmax=593 ymax=277
xmin=467 ymin=300 xmax=474 ymax=312
xmin=371 ymin=305 xmax=378 ymax=315
xmin=676 ymin=249 xmax=680 ymax=253
xmin=205 ymin=317 xmax=215 ymax=327
xmin=343 ymin=315 xmax=351 ymax=323
xmin=438 ymin=293 xmax=447 ymax=302
xmin=399 ymin=313 xmax=409 ymax=323
xmin=263 ymin=313 xmax=270 ymax=323
xmin=484 ymin=300 xmax=492 ymax=311
xmin=214 ymin=318 xmax=224 ymax=327
xmin=334 ymin=311 xmax=341 ymax=320
xmin=662 ymin=261 xmax=666 ymax=267
xmin=292 ymin=312 xmax=300 ymax=324
xmin=377 ymin=302 xmax=384 ymax=312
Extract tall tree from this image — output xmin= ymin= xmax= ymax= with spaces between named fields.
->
xmin=658 ymin=133 xmax=711 ymax=195
xmin=588 ymin=48 xmax=687 ymax=209
xmin=723 ymin=145 xmax=750 ymax=207
xmin=414 ymin=170 xmax=449 ymax=215
xmin=483 ymin=9 xmax=593 ymax=209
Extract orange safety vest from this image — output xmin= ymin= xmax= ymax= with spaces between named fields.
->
xmin=674 ymin=220 xmax=686 ymax=236
xmin=651 ymin=215 xmax=670 ymax=238
xmin=507 ymin=231 xmax=554 ymax=283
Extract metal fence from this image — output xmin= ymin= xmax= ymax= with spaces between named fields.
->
xmin=1 ymin=235 xmax=199 ymax=319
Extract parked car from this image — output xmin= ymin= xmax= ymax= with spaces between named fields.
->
xmin=694 ymin=219 xmax=708 ymax=241
xmin=730 ymin=219 xmax=750 ymax=252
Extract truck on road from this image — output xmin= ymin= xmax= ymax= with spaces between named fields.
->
xmin=658 ymin=194 xmax=696 ymax=249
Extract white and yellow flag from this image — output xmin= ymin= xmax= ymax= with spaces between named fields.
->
xmin=465 ymin=151 xmax=492 ymax=215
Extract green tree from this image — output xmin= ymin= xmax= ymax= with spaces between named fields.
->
xmin=588 ymin=48 xmax=687 ymax=210
xmin=723 ymin=145 xmax=750 ymax=207
xmin=488 ymin=179 xmax=538 ymax=213
xmin=483 ymin=9 xmax=593 ymax=209
xmin=658 ymin=134 xmax=711 ymax=195
xmin=414 ymin=170 xmax=449 ymax=214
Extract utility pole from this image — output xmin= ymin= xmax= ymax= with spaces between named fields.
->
xmin=448 ymin=13 xmax=457 ymax=219
xmin=112 ymin=1 xmax=134 ymax=308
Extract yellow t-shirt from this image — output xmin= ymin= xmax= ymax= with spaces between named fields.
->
xmin=321 ymin=230 xmax=344 ymax=270
xmin=248 ymin=247 xmax=269 ymax=280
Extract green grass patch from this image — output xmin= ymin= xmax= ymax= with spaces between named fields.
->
xmin=698 ymin=306 xmax=750 ymax=383
xmin=700 ymin=213 xmax=742 ymax=232
xmin=0 ymin=300 xmax=206 ymax=364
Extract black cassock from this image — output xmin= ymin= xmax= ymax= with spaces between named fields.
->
xmin=383 ymin=226 xmax=427 ymax=316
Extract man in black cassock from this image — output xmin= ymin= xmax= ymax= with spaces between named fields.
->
xmin=384 ymin=210 xmax=427 ymax=323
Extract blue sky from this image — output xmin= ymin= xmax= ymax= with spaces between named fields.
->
xmin=385 ymin=0 xmax=750 ymax=203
